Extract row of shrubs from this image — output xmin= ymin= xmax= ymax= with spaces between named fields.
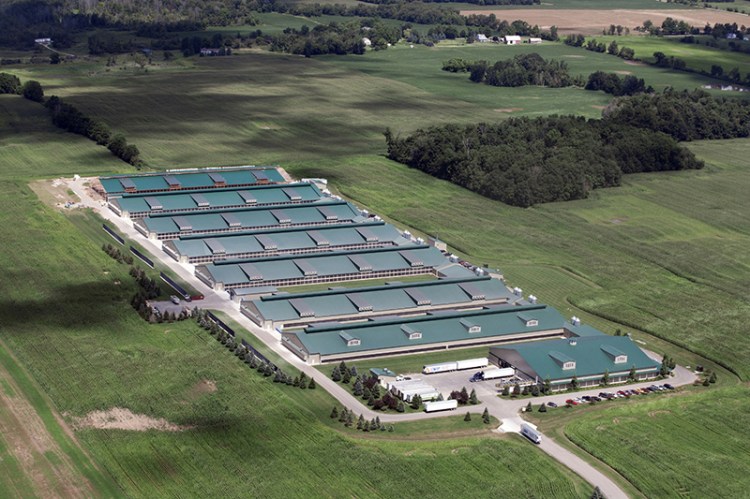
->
xmin=330 ymin=406 xmax=394 ymax=432
xmin=197 ymin=311 xmax=317 ymax=390
xmin=101 ymin=243 xmax=134 ymax=265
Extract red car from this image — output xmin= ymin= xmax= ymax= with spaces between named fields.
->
xmin=565 ymin=399 xmax=578 ymax=406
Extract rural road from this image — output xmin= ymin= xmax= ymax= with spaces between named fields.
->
xmin=68 ymin=176 xmax=697 ymax=499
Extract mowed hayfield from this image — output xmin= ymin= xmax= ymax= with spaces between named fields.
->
xmin=2 ymin=35 xmax=750 ymax=496
xmin=0 ymin=96 xmax=591 ymax=497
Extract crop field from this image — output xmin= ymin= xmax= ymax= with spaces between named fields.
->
xmin=458 ymin=7 xmax=750 ymax=34
xmin=561 ymin=386 xmax=750 ymax=497
xmin=592 ymin=34 xmax=750 ymax=75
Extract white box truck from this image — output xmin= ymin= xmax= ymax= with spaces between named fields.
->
xmin=424 ymin=400 xmax=458 ymax=413
xmin=520 ymin=422 xmax=542 ymax=444
xmin=481 ymin=367 xmax=515 ymax=380
xmin=455 ymin=358 xmax=489 ymax=371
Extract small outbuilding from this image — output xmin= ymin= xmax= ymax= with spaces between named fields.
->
xmin=504 ymin=35 xmax=521 ymax=45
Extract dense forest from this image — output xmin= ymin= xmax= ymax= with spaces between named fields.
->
xmin=604 ymin=89 xmax=750 ymax=141
xmin=585 ymin=71 xmax=651 ymax=97
xmin=385 ymin=116 xmax=702 ymax=207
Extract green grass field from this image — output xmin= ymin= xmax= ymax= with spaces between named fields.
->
xmin=561 ymin=385 xmax=750 ymax=497
xmin=2 ymin=25 xmax=750 ymax=496
xmin=593 ymin=34 xmax=750 ymax=75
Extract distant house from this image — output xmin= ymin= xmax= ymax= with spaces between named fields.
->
xmin=726 ymin=33 xmax=738 ymax=40
xmin=200 ymin=48 xmax=220 ymax=56
xmin=362 ymin=37 xmax=372 ymax=47
xmin=34 ymin=38 xmax=52 ymax=45
xmin=529 ymin=37 xmax=542 ymax=45
xmin=476 ymin=34 xmax=489 ymax=43
xmin=504 ymin=35 xmax=521 ymax=45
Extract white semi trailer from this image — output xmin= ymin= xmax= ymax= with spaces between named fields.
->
xmin=481 ymin=367 xmax=515 ymax=380
xmin=424 ymin=400 xmax=458 ymax=413
xmin=423 ymin=357 xmax=488 ymax=374
xmin=520 ymin=422 xmax=542 ymax=444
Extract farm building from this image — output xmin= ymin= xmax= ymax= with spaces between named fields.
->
xmin=241 ymin=276 xmax=518 ymax=329
xmin=504 ymin=35 xmax=521 ymax=45
xmin=133 ymin=201 xmax=365 ymax=240
xmin=529 ymin=37 xmax=542 ymax=44
xmin=194 ymin=245 xmax=471 ymax=291
xmin=109 ymin=182 xmax=323 ymax=219
xmin=163 ymin=222 xmax=407 ymax=264
xmin=489 ymin=336 xmax=660 ymax=391
xmin=99 ymin=167 xmax=283 ymax=198
xmin=281 ymin=304 xmax=569 ymax=364
xmin=476 ymin=34 xmax=489 ymax=42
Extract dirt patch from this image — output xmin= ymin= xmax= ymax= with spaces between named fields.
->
xmin=28 ymin=179 xmax=81 ymax=210
xmin=459 ymin=8 xmax=750 ymax=35
xmin=494 ymin=107 xmax=523 ymax=113
xmin=72 ymin=407 xmax=190 ymax=432
xmin=591 ymin=105 xmax=607 ymax=110
xmin=186 ymin=379 xmax=217 ymax=400
xmin=624 ymin=60 xmax=647 ymax=67
xmin=612 ymin=417 xmax=620 ymax=425
xmin=614 ymin=70 xmax=632 ymax=75
xmin=610 ymin=218 xmax=627 ymax=224
xmin=562 ymin=55 xmax=585 ymax=59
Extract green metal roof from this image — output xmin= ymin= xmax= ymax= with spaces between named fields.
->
xmin=490 ymin=336 xmax=660 ymax=382
xmin=100 ymin=167 xmax=284 ymax=194
xmin=138 ymin=201 xmax=362 ymax=235
xmin=112 ymin=182 xmax=322 ymax=215
xmin=197 ymin=245 xmax=448 ymax=288
xmin=284 ymin=304 xmax=567 ymax=356
xmin=169 ymin=222 xmax=406 ymax=259
xmin=248 ymin=276 xmax=515 ymax=323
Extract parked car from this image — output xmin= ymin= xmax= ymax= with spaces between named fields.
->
xmin=547 ymin=401 xmax=558 ymax=408
xmin=170 ymin=295 xmax=180 ymax=304
xmin=590 ymin=396 xmax=602 ymax=402
xmin=663 ymin=383 xmax=675 ymax=390
xmin=565 ymin=399 xmax=578 ymax=406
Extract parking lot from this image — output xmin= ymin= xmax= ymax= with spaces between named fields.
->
xmin=149 ymin=298 xmax=196 ymax=317
xmin=398 ymin=367 xmax=527 ymax=402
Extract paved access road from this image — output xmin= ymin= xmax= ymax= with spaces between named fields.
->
xmin=68 ymin=177 xmax=697 ymax=499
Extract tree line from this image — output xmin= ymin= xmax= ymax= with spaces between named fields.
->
xmin=464 ymin=53 xmax=578 ymax=88
xmin=1 ymin=73 xmax=144 ymax=167
xmin=384 ymin=107 xmax=706 ymax=207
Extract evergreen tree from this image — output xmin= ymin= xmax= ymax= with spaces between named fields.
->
xmin=502 ymin=385 xmax=510 ymax=396
xmin=352 ymin=379 xmax=363 ymax=397
xmin=512 ymin=384 xmax=521 ymax=396
xmin=703 ymin=377 xmax=710 ymax=386
xmin=482 ymin=408 xmax=490 ymax=424
xmin=628 ymin=366 xmax=637 ymax=381
xmin=591 ymin=486 xmax=605 ymax=499
xmin=539 ymin=403 xmax=547 ymax=413
xmin=338 ymin=408 xmax=348 ymax=423
xmin=342 ymin=369 xmax=351 ymax=384
xmin=531 ymin=385 xmax=540 ymax=396
xmin=308 ymin=378 xmax=316 ymax=389
xmin=410 ymin=394 xmax=422 ymax=410
xmin=357 ymin=414 xmax=364 ymax=430
xmin=330 ymin=406 xmax=339 ymax=419
xmin=709 ymin=372 xmax=717 ymax=384
xmin=521 ymin=385 xmax=529 ymax=396
xmin=526 ymin=401 xmax=533 ymax=413
xmin=338 ymin=361 xmax=348 ymax=375
xmin=569 ymin=376 xmax=579 ymax=391
xmin=375 ymin=416 xmax=381 ymax=429
xmin=602 ymin=370 xmax=610 ymax=386
xmin=464 ymin=412 xmax=472 ymax=422
xmin=388 ymin=425 xmax=394 ymax=432
xmin=293 ymin=376 xmax=300 ymax=387
xmin=350 ymin=365 xmax=358 ymax=377
xmin=367 ymin=394 xmax=375 ymax=406
xmin=397 ymin=401 xmax=405 ymax=413
xmin=331 ymin=366 xmax=342 ymax=382
xmin=362 ymin=387 xmax=372 ymax=401
xmin=371 ymin=383 xmax=381 ymax=399
xmin=346 ymin=412 xmax=354 ymax=427
xmin=469 ymin=389 xmax=478 ymax=405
